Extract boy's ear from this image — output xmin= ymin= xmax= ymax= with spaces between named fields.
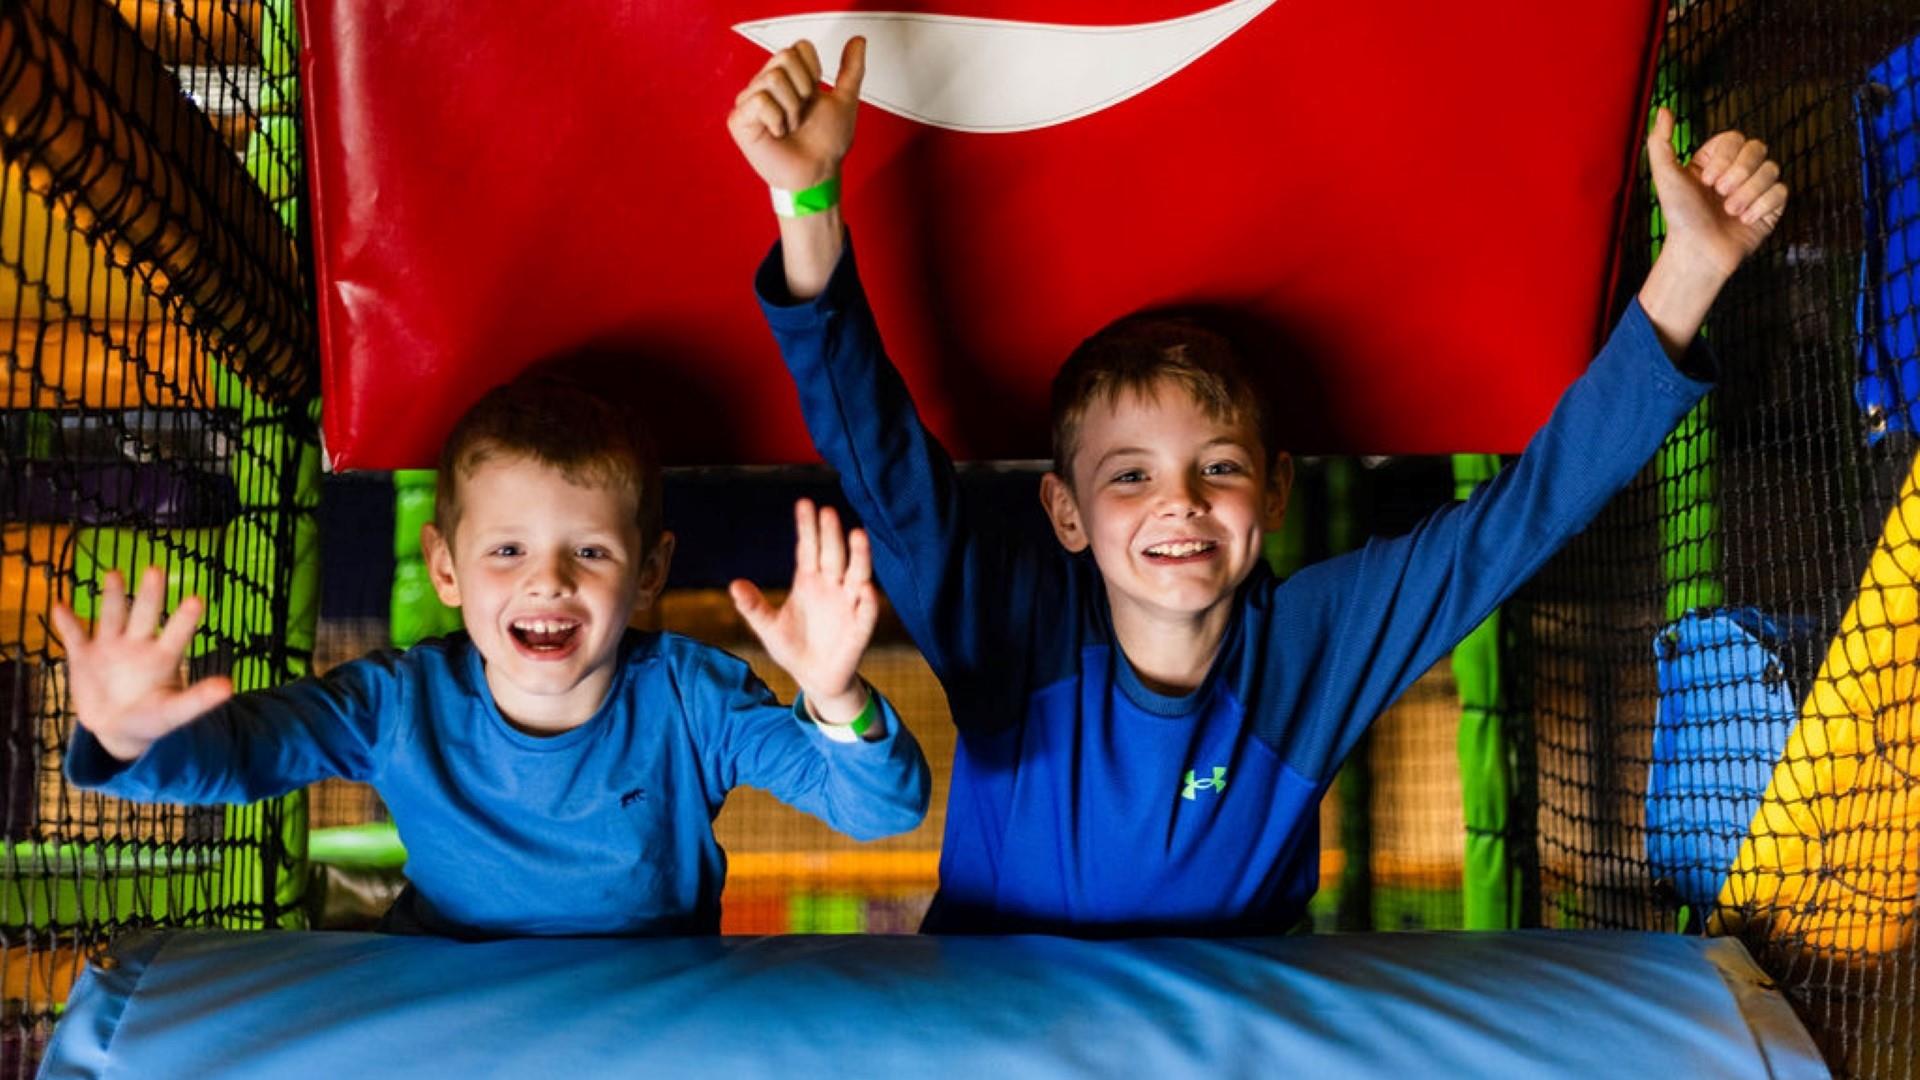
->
xmin=1040 ymin=472 xmax=1090 ymax=553
xmin=1263 ymin=452 xmax=1294 ymax=531
xmin=422 ymin=522 xmax=462 ymax=608
xmin=632 ymin=531 xmax=676 ymax=613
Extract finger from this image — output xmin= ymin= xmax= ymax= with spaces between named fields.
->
xmin=126 ymin=566 xmax=167 ymax=639
xmin=738 ymin=93 xmax=789 ymax=140
xmin=852 ymin=581 xmax=881 ymax=638
xmin=818 ymin=505 xmax=848 ymax=581
xmin=728 ymin=580 xmax=776 ymax=640
xmin=154 ymin=594 xmax=206 ymax=659
xmin=1691 ymin=129 xmax=1745 ymax=187
xmin=1725 ymin=159 xmax=1780 ymax=218
xmin=773 ymin=46 xmax=816 ymax=103
xmin=845 ymin=527 xmax=873 ymax=589
xmin=793 ymin=498 xmax=819 ymax=574
xmin=755 ymin=68 xmax=805 ymax=135
xmin=153 ymin=675 xmax=234 ymax=732
xmin=794 ymin=39 xmax=823 ymax=88
xmin=831 ymin=36 xmax=867 ymax=102
xmin=95 ymin=569 xmax=129 ymax=638
xmin=1646 ymin=107 xmax=1678 ymax=174
xmin=1714 ymin=138 xmax=1769 ymax=196
xmin=1742 ymin=182 xmax=1788 ymax=227
xmin=48 ymin=602 xmax=88 ymax=658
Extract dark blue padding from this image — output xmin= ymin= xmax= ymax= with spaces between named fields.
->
xmin=1859 ymin=34 xmax=1920 ymax=439
xmin=40 ymin=930 xmax=1825 ymax=1079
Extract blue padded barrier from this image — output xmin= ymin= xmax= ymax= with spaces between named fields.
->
xmin=40 ymin=929 xmax=1825 ymax=1078
xmin=1647 ymin=608 xmax=1810 ymax=912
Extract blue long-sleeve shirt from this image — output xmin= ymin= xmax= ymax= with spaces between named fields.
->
xmin=66 ymin=630 xmax=931 ymax=937
xmin=758 ymin=243 xmax=1710 ymax=936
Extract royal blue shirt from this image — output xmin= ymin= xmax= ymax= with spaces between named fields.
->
xmin=66 ymin=630 xmax=931 ymax=937
xmin=758 ymin=243 xmax=1710 ymax=936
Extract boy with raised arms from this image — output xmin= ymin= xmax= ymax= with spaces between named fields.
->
xmin=54 ymin=366 xmax=930 ymax=938
xmin=729 ymin=39 xmax=1785 ymax=935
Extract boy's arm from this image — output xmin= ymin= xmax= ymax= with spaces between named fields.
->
xmin=731 ymin=40 xmax=1055 ymax=704
xmin=53 ymin=568 xmax=385 ymax=802
xmin=714 ymin=495 xmax=930 ymax=838
xmin=1269 ymin=111 xmax=1787 ymax=780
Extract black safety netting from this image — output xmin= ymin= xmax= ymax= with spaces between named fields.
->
xmin=1507 ymin=1 xmax=1920 ymax=1075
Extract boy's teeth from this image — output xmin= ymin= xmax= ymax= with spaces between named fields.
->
xmin=1148 ymin=541 xmax=1214 ymax=557
xmin=512 ymin=619 xmax=576 ymax=632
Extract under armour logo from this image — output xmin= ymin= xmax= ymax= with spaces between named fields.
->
xmin=1181 ymin=766 xmax=1228 ymax=801
xmin=619 ymin=788 xmax=647 ymax=808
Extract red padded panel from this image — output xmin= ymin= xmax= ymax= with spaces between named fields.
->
xmin=300 ymin=2 xmax=1663 ymax=468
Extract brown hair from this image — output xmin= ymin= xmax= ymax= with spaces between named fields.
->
xmin=433 ymin=366 xmax=663 ymax=552
xmin=1049 ymin=313 xmax=1273 ymax=483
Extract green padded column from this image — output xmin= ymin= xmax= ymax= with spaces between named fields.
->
xmin=391 ymin=470 xmax=461 ymax=648
xmin=1320 ymin=459 xmax=1375 ymax=931
xmin=1648 ymin=69 xmax=1724 ymax=623
xmin=1451 ymin=453 xmax=1518 ymax=930
xmin=211 ymin=366 xmax=316 ymax=930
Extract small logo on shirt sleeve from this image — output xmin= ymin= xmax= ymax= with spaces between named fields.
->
xmin=619 ymin=788 xmax=647 ymax=808
xmin=1181 ymin=766 xmax=1228 ymax=801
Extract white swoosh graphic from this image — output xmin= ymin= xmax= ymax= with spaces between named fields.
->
xmin=733 ymin=1 xmax=1279 ymax=133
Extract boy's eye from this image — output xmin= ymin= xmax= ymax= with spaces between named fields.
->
xmin=489 ymin=543 xmax=522 ymax=558
xmin=1110 ymin=469 xmax=1146 ymax=484
xmin=576 ymin=546 xmax=608 ymax=560
xmin=1203 ymin=460 xmax=1245 ymax=477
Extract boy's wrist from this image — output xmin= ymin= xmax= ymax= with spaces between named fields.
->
xmin=1638 ymin=241 xmax=1730 ymax=359
xmin=90 ymin=726 xmax=152 ymax=764
xmin=803 ymin=680 xmax=872 ymax=729
xmin=777 ymin=206 xmax=844 ymax=301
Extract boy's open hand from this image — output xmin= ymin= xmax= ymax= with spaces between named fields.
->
xmin=727 ymin=37 xmax=866 ymax=193
xmin=730 ymin=499 xmax=879 ymax=726
xmin=48 ymin=567 xmax=232 ymax=763
xmin=1647 ymin=106 xmax=1788 ymax=279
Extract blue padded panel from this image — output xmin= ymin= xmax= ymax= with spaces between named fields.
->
xmin=1647 ymin=608 xmax=1808 ymax=911
xmin=1859 ymin=34 xmax=1920 ymax=440
xmin=41 ymin=929 xmax=1824 ymax=1079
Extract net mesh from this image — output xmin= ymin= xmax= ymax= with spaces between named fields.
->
xmin=0 ymin=0 xmax=313 ymax=1074
xmin=1508 ymin=1 xmax=1920 ymax=1074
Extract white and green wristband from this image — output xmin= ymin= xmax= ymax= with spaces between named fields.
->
xmin=808 ymin=686 xmax=878 ymax=743
xmin=770 ymin=176 xmax=841 ymax=218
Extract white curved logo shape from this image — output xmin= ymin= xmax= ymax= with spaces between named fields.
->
xmin=733 ymin=0 xmax=1280 ymax=134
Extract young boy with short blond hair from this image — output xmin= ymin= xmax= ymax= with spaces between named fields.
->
xmin=53 ymin=365 xmax=930 ymax=939
xmin=729 ymin=39 xmax=1785 ymax=936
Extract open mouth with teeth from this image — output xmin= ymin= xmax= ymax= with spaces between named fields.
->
xmin=1142 ymin=540 xmax=1219 ymax=562
xmin=509 ymin=618 xmax=582 ymax=656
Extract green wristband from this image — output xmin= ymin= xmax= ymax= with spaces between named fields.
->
xmin=809 ymin=688 xmax=877 ymax=743
xmin=770 ymin=176 xmax=841 ymax=218
xmin=845 ymin=694 xmax=877 ymax=738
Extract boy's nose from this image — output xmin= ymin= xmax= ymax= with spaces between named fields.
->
xmin=1161 ymin=475 xmax=1210 ymax=516
xmin=526 ymin=553 xmax=577 ymax=594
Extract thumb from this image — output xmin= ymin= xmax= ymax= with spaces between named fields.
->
xmin=831 ymin=36 xmax=867 ymax=103
xmin=729 ymin=580 xmax=777 ymax=640
xmin=1646 ymin=107 xmax=1680 ymax=180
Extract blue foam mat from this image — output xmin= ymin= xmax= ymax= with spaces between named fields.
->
xmin=41 ymin=929 xmax=1825 ymax=1079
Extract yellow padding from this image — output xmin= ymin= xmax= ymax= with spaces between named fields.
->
xmin=0 ymin=525 xmax=69 ymax=657
xmin=1713 ymin=451 xmax=1920 ymax=954
xmin=1 ymin=320 xmax=211 ymax=410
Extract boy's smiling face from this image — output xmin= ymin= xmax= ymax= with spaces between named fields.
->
xmin=424 ymin=454 xmax=672 ymax=733
xmin=1043 ymin=377 xmax=1289 ymax=634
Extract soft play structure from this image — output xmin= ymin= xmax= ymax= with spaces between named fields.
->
xmin=39 ymin=930 xmax=1823 ymax=1079
xmin=4 ymin=0 xmax=1920 ymax=1077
